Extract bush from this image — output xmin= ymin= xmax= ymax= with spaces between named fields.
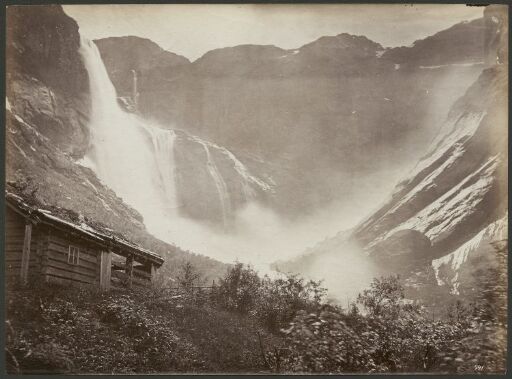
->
xmin=213 ymin=263 xmax=326 ymax=332
xmin=275 ymin=275 xmax=476 ymax=373
xmin=5 ymin=283 xmax=270 ymax=374
xmin=256 ymin=274 xmax=326 ymax=332
xmin=6 ymin=246 xmax=506 ymax=375
xmin=213 ymin=263 xmax=261 ymax=314
xmin=438 ymin=240 xmax=508 ymax=373
xmin=176 ymin=262 xmax=203 ymax=289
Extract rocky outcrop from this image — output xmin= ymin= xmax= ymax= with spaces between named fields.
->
xmin=95 ymin=36 xmax=190 ymax=98
xmin=484 ymin=5 xmax=509 ymax=66
xmin=432 ymin=214 xmax=507 ymax=295
xmin=6 ymin=5 xmax=90 ymax=157
xmin=173 ymin=131 xmax=274 ymax=227
xmin=354 ymin=66 xmax=507 ymax=249
xmin=7 ymin=5 xmax=88 ymax=94
xmin=368 ymin=229 xmax=433 ymax=274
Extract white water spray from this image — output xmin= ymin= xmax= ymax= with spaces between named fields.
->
xmin=144 ymin=126 xmax=179 ymax=212
xmin=198 ymin=140 xmax=232 ymax=229
xmin=79 ymin=37 xmax=179 ymax=234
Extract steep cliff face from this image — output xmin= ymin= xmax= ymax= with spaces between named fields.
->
xmin=356 ymin=65 xmax=507 ymax=272
xmin=95 ymin=19 xmax=486 ymax=218
xmin=6 ymin=5 xmax=90 ymax=157
xmin=95 ymin=36 xmax=190 ymax=99
xmin=279 ymin=5 xmax=508 ymax=299
xmin=173 ymin=131 xmax=274 ymax=227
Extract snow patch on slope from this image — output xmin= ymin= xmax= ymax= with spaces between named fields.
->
xmin=190 ymin=135 xmax=273 ymax=194
xmin=388 ymin=144 xmax=466 ymax=214
xmin=432 ymin=213 xmax=508 ymax=294
xmin=419 ymin=62 xmax=484 ymax=70
xmin=401 ymin=112 xmax=485 ymax=187
xmin=370 ymin=155 xmax=500 ymax=246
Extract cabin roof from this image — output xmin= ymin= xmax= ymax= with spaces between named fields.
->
xmin=6 ymin=191 xmax=164 ymax=266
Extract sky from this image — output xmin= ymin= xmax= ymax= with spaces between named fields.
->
xmin=64 ymin=4 xmax=484 ymax=61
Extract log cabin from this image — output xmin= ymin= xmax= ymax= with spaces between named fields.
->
xmin=5 ymin=192 xmax=164 ymax=290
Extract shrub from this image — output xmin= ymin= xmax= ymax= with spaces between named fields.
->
xmin=256 ymin=274 xmax=326 ymax=332
xmin=275 ymin=275 xmax=476 ymax=373
xmin=213 ymin=263 xmax=326 ymax=332
xmin=176 ymin=262 xmax=203 ymax=289
xmin=213 ymin=263 xmax=261 ymax=314
xmin=5 ymin=282 xmax=273 ymax=374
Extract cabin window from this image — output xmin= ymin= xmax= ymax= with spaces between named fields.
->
xmin=68 ymin=245 xmax=80 ymax=265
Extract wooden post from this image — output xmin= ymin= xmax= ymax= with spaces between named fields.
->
xmin=150 ymin=264 xmax=157 ymax=282
xmin=99 ymin=250 xmax=112 ymax=291
xmin=20 ymin=222 xmax=32 ymax=284
xmin=125 ymin=254 xmax=134 ymax=288
xmin=40 ymin=233 xmax=50 ymax=283
xmin=36 ymin=235 xmax=44 ymax=280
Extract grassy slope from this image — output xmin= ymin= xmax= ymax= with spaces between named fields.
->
xmin=5 ymin=282 xmax=279 ymax=374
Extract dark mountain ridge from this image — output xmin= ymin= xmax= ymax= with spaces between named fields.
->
xmin=383 ymin=18 xmax=486 ymax=67
xmin=95 ymin=17 xmax=487 ymax=219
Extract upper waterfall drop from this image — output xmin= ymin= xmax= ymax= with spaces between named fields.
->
xmin=78 ymin=36 xmax=180 ymax=232
xmin=77 ymin=36 xmax=279 ymax=266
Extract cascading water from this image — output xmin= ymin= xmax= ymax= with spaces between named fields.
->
xmin=198 ymin=141 xmax=232 ymax=229
xmin=144 ymin=126 xmax=179 ymax=212
xmin=79 ymin=36 xmax=239 ymax=241
xmin=78 ymin=36 xmax=289 ymax=274
xmin=79 ymin=37 xmax=179 ymax=234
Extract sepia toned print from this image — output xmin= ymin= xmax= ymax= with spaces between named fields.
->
xmin=4 ymin=3 xmax=508 ymax=374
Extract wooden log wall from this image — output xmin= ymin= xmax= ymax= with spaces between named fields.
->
xmin=6 ymin=207 xmax=157 ymax=289
xmin=99 ymin=250 xmax=112 ymax=291
xmin=5 ymin=208 xmax=40 ymax=281
xmin=111 ymin=267 xmax=151 ymax=288
xmin=42 ymin=230 xmax=100 ymax=286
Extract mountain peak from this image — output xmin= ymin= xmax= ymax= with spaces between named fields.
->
xmin=383 ymin=17 xmax=486 ymax=66
xmin=95 ymin=36 xmax=191 ymax=65
xmin=300 ymin=32 xmax=383 ymax=52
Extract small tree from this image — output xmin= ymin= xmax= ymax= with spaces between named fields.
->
xmin=214 ymin=263 xmax=261 ymax=314
xmin=257 ymin=275 xmax=326 ymax=332
xmin=176 ymin=262 xmax=202 ymax=290
xmin=357 ymin=275 xmax=405 ymax=317
xmin=445 ymin=239 xmax=508 ymax=373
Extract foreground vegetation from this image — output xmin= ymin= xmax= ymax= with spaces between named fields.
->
xmin=5 ymin=243 xmax=507 ymax=374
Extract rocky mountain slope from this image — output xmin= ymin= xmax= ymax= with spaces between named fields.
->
xmin=95 ymin=36 xmax=190 ymax=100
xmin=5 ymin=5 xmax=228 ymax=281
xmin=382 ymin=17 xmax=486 ymax=67
xmin=279 ymin=5 xmax=508 ymax=299
xmin=172 ymin=130 xmax=274 ymax=226
xmin=94 ymin=17 xmax=487 ymax=218
xmin=7 ymin=4 xmax=90 ymax=158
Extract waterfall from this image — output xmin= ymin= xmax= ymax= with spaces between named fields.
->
xmin=79 ymin=37 xmax=179 ymax=232
xmin=77 ymin=37 xmax=293 ymax=271
xmin=143 ymin=126 xmax=179 ymax=211
xmin=198 ymin=141 xmax=232 ymax=229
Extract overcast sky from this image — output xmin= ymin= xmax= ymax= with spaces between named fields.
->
xmin=64 ymin=4 xmax=483 ymax=61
